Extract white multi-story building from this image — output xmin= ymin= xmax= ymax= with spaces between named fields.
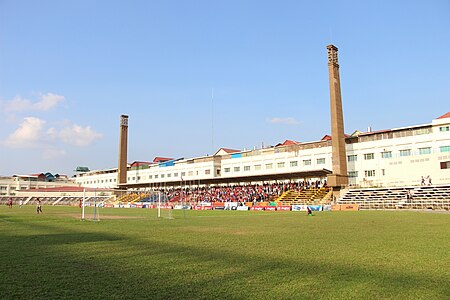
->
xmin=74 ymin=113 xmax=450 ymax=189
xmin=0 ymin=174 xmax=76 ymax=196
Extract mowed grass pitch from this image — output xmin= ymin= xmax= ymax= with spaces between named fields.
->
xmin=1 ymin=206 xmax=449 ymax=299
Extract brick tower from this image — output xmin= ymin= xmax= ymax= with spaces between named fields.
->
xmin=326 ymin=45 xmax=348 ymax=190
xmin=118 ymin=115 xmax=129 ymax=185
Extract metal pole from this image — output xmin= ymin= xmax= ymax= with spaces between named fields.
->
xmin=93 ymin=189 xmax=97 ymax=221
xmin=82 ymin=188 xmax=85 ymax=220
xmin=158 ymin=191 xmax=161 ymax=218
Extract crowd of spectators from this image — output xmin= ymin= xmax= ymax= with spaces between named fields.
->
xmin=151 ymin=180 xmax=327 ymax=204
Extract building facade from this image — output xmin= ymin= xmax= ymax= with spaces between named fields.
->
xmin=74 ymin=113 xmax=450 ymax=190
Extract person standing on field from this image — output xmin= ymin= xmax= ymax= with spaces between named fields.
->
xmin=19 ymin=199 xmax=23 ymax=208
xmin=8 ymin=197 xmax=13 ymax=208
xmin=36 ymin=199 xmax=43 ymax=214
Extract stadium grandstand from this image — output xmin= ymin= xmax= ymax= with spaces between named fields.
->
xmin=3 ymin=45 xmax=449 ymax=211
xmin=67 ymin=111 xmax=450 ymax=211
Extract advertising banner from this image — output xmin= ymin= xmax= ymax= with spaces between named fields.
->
xmin=224 ymin=202 xmax=239 ymax=210
xmin=236 ymin=206 xmax=249 ymax=211
xmin=331 ymin=204 xmax=341 ymax=211
xmin=251 ymin=206 xmax=265 ymax=211
xmin=340 ymin=204 xmax=359 ymax=211
xmin=292 ymin=205 xmax=308 ymax=211
xmin=193 ymin=205 xmax=213 ymax=210
xmin=264 ymin=206 xmax=277 ymax=211
xmin=322 ymin=205 xmax=332 ymax=211
xmin=176 ymin=205 xmax=192 ymax=210
xmin=308 ymin=205 xmax=322 ymax=211
xmin=278 ymin=206 xmax=291 ymax=211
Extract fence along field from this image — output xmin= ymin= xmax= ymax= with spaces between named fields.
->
xmin=1 ymin=205 xmax=449 ymax=299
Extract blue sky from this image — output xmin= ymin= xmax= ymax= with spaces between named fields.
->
xmin=1 ymin=0 xmax=449 ymax=176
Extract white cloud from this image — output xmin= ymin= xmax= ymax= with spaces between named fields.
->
xmin=59 ymin=124 xmax=103 ymax=147
xmin=2 ymin=118 xmax=102 ymax=150
xmin=268 ymin=117 xmax=299 ymax=125
xmin=34 ymin=93 xmax=65 ymax=110
xmin=1 ymin=93 xmax=64 ymax=112
xmin=3 ymin=117 xmax=47 ymax=148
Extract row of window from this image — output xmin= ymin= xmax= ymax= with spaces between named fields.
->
xmin=84 ymin=178 xmax=117 ymax=185
xmin=223 ymin=158 xmax=326 ymax=173
xmin=348 ymin=169 xmax=386 ymax=178
xmin=348 ymin=146 xmax=450 ymax=162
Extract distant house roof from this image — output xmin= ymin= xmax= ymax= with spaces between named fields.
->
xmin=153 ymin=157 xmax=173 ymax=163
xmin=437 ymin=112 xmax=450 ymax=119
xmin=321 ymin=134 xmax=351 ymax=141
xmin=214 ymin=148 xmax=241 ymax=156
xmin=130 ymin=161 xmax=151 ymax=167
xmin=275 ymin=140 xmax=300 ymax=147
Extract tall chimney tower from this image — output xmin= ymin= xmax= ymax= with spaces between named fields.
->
xmin=326 ymin=45 xmax=348 ymax=189
xmin=118 ymin=115 xmax=129 ymax=185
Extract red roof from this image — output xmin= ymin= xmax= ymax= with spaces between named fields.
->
xmin=437 ymin=112 xmax=450 ymax=119
xmin=153 ymin=157 xmax=173 ymax=163
xmin=321 ymin=134 xmax=351 ymax=141
xmin=218 ymin=148 xmax=240 ymax=154
xmin=276 ymin=140 xmax=300 ymax=147
xmin=130 ymin=161 xmax=151 ymax=167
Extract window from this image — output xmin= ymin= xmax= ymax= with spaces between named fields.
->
xmin=155 ymin=175 xmax=159 ymax=179
xmin=167 ymin=174 xmax=171 ymax=178
xmin=137 ymin=176 xmax=141 ymax=180
xmin=149 ymin=175 xmax=152 ymax=179
xmin=188 ymin=171 xmax=193 ymax=176
xmin=216 ymin=169 xmax=221 ymax=175
xmin=400 ymin=149 xmax=411 ymax=157
xmin=161 ymin=174 xmax=165 ymax=178
xmin=348 ymin=171 xmax=358 ymax=178
xmin=174 ymin=173 xmax=178 ymax=177
xmin=234 ymin=167 xmax=240 ymax=172
xmin=181 ymin=172 xmax=186 ymax=177
xmin=364 ymin=170 xmax=375 ymax=177
xmin=419 ymin=147 xmax=431 ymax=155
xmin=440 ymin=146 xmax=450 ymax=153
xmin=382 ymin=169 xmax=385 ymax=176
xmin=277 ymin=162 xmax=285 ymax=168
xmin=440 ymin=126 xmax=449 ymax=132
xmin=224 ymin=168 xmax=230 ymax=173
xmin=303 ymin=159 xmax=311 ymax=166
xmin=440 ymin=161 xmax=450 ymax=169
xmin=364 ymin=153 xmax=374 ymax=160
xmin=254 ymin=164 xmax=261 ymax=171
xmin=316 ymin=158 xmax=325 ymax=165
xmin=347 ymin=155 xmax=357 ymax=162
xmin=265 ymin=163 xmax=273 ymax=169
xmin=244 ymin=166 xmax=250 ymax=171
xmin=205 ymin=169 xmax=211 ymax=175
xmin=290 ymin=161 xmax=298 ymax=167
xmin=381 ymin=151 xmax=392 ymax=159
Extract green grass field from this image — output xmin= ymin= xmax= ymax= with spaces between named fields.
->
xmin=1 ymin=206 xmax=449 ymax=299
